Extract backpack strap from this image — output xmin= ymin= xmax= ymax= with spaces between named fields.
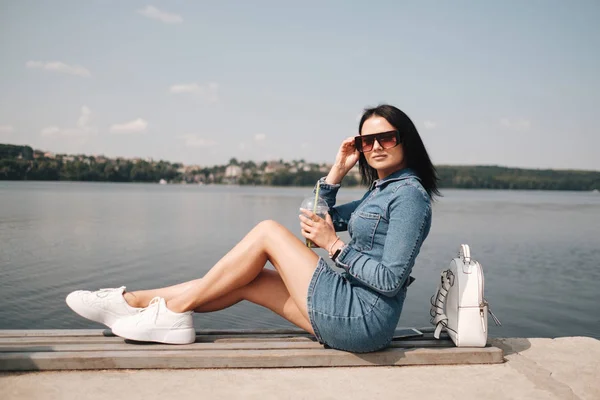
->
xmin=430 ymin=269 xmax=453 ymax=339
xmin=459 ymin=244 xmax=471 ymax=264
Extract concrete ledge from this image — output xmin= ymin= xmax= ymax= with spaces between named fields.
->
xmin=0 ymin=328 xmax=503 ymax=371
xmin=1 ymin=337 xmax=598 ymax=400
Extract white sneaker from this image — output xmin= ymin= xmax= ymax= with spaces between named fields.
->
xmin=111 ymin=297 xmax=196 ymax=344
xmin=65 ymin=286 xmax=141 ymax=328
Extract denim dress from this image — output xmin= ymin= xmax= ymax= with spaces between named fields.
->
xmin=306 ymin=167 xmax=432 ymax=352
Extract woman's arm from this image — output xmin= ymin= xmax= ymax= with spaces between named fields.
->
xmin=334 ymin=183 xmax=431 ymax=297
xmin=314 ymin=177 xmax=366 ymax=232
xmin=307 ymin=136 xmax=362 ymax=233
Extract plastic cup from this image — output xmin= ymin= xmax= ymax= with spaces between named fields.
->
xmin=299 ymin=196 xmax=329 ymax=248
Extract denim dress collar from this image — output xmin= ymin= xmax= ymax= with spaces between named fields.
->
xmin=369 ymin=167 xmax=419 ymax=191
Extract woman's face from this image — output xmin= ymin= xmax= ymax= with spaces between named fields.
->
xmin=360 ymin=116 xmax=406 ymax=179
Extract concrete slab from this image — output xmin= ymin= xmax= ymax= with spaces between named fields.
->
xmin=0 ymin=365 xmax=563 ymax=400
xmin=1 ymin=337 xmax=598 ymax=400
xmin=494 ymin=337 xmax=600 ymax=400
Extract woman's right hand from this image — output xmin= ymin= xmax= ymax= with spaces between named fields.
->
xmin=327 ymin=137 xmax=360 ymax=183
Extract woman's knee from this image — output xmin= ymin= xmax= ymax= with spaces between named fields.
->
xmin=255 ymin=219 xmax=286 ymax=236
xmin=252 ymin=220 xmax=299 ymax=256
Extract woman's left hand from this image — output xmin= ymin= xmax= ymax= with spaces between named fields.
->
xmin=299 ymin=209 xmax=337 ymax=249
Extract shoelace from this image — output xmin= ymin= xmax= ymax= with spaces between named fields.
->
xmin=138 ymin=296 xmax=162 ymax=324
xmin=95 ymin=287 xmax=125 ymax=298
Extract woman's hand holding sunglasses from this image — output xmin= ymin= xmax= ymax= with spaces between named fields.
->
xmin=333 ymin=137 xmax=360 ymax=175
xmin=324 ymin=137 xmax=359 ymax=185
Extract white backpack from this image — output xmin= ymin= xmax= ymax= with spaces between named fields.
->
xmin=430 ymin=244 xmax=501 ymax=347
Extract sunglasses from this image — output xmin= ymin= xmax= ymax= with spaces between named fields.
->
xmin=354 ymin=130 xmax=402 ymax=153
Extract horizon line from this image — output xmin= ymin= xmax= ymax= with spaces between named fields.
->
xmin=2 ymin=142 xmax=599 ymax=174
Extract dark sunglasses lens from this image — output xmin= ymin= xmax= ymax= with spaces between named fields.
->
xmin=365 ymin=136 xmax=378 ymax=151
xmin=379 ymin=132 xmax=398 ymax=148
xmin=354 ymin=137 xmax=363 ymax=152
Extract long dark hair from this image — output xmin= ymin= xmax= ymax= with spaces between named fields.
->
xmin=358 ymin=104 xmax=440 ymax=200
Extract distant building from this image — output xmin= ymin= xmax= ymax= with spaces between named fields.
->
xmin=225 ymin=165 xmax=242 ymax=178
xmin=186 ymin=165 xmax=202 ymax=173
xmin=264 ymin=162 xmax=286 ymax=174
xmin=223 ymin=165 xmax=242 ymax=183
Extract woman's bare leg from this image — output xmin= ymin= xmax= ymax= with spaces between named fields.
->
xmin=126 ymin=269 xmax=313 ymax=332
xmin=124 ymin=269 xmax=314 ymax=334
xmin=126 ymin=220 xmax=320 ymax=327
xmin=124 ymin=280 xmax=199 ymax=308
xmin=195 ymin=268 xmax=314 ymax=333
xmin=167 ymin=220 xmax=319 ymax=318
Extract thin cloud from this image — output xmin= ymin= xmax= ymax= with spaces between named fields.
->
xmin=180 ymin=134 xmax=218 ymax=148
xmin=424 ymin=120 xmax=437 ymax=130
xmin=0 ymin=125 xmax=14 ymax=134
xmin=109 ymin=118 xmax=148 ymax=134
xmin=40 ymin=106 xmax=97 ymax=137
xmin=40 ymin=126 xmax=97 ymax=137
xmin=26 ymin=61 xmax=91 ymax=77
xmin=40 ymin=126 xmax=60 ymax=137
xmin=137 ymin=5 xmax=183 ymax=24
xmin=77 ymin=106 xmax=91 ymax=128
xmin=169 ymin=82 xmax=219 ymax=102
xmin=169 ymin=83 xmax=203 ymax=94
xmin=501 ymin=118 xmax=531 ymax=131
xmin=254 ymin=133 xmax=267 ymax=141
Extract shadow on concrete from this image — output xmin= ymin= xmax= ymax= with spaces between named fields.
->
xmin=490 ymin=338 xmax=532 ymax=356
xmin=353 ymin=348 xmax=408 ymax=365
xmin=0 ymin=346 xmax=53 ymax=372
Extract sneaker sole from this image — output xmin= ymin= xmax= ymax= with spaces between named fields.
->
xmin=65 ymin=292 xmax=120 ymax=328
xmin=112 ymin=324 xmax=196 ymax=345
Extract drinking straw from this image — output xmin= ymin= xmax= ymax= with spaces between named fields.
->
xmin=308 ymin=181 xmax=320 ymax=248
xmin=313 ymin=181 xmax=320 ymax=214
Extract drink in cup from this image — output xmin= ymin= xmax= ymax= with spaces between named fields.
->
xmin=299 ymin=196 xmax=329 ymax=248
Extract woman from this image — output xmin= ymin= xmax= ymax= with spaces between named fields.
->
xmin=66 ymin=104 xmax=439 ymax=353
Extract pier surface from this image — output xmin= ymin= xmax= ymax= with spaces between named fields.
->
xmin=0 ymin=329 xmax=598 ymax=399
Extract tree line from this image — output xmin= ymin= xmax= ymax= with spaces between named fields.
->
xmin=1 ymin=144 xmax=599 ymax=190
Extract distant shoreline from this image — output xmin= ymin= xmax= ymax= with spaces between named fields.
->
xmin=2 ymin=143 xmax=600 ymax=191
xmin=2 ymin=179 xmax=600 ymax=193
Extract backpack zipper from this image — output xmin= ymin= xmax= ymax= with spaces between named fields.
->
xmin=476 ymin=262 xmax=486 ymax=332
xmin=475 ymin=262 xmax=502 ymax=326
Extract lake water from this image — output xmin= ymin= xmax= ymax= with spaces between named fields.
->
xmin=1 ymin=181 xmax=599 ymax=339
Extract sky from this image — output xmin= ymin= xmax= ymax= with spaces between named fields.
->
xmin=1 ymin=0 xmax=599 ymax=170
